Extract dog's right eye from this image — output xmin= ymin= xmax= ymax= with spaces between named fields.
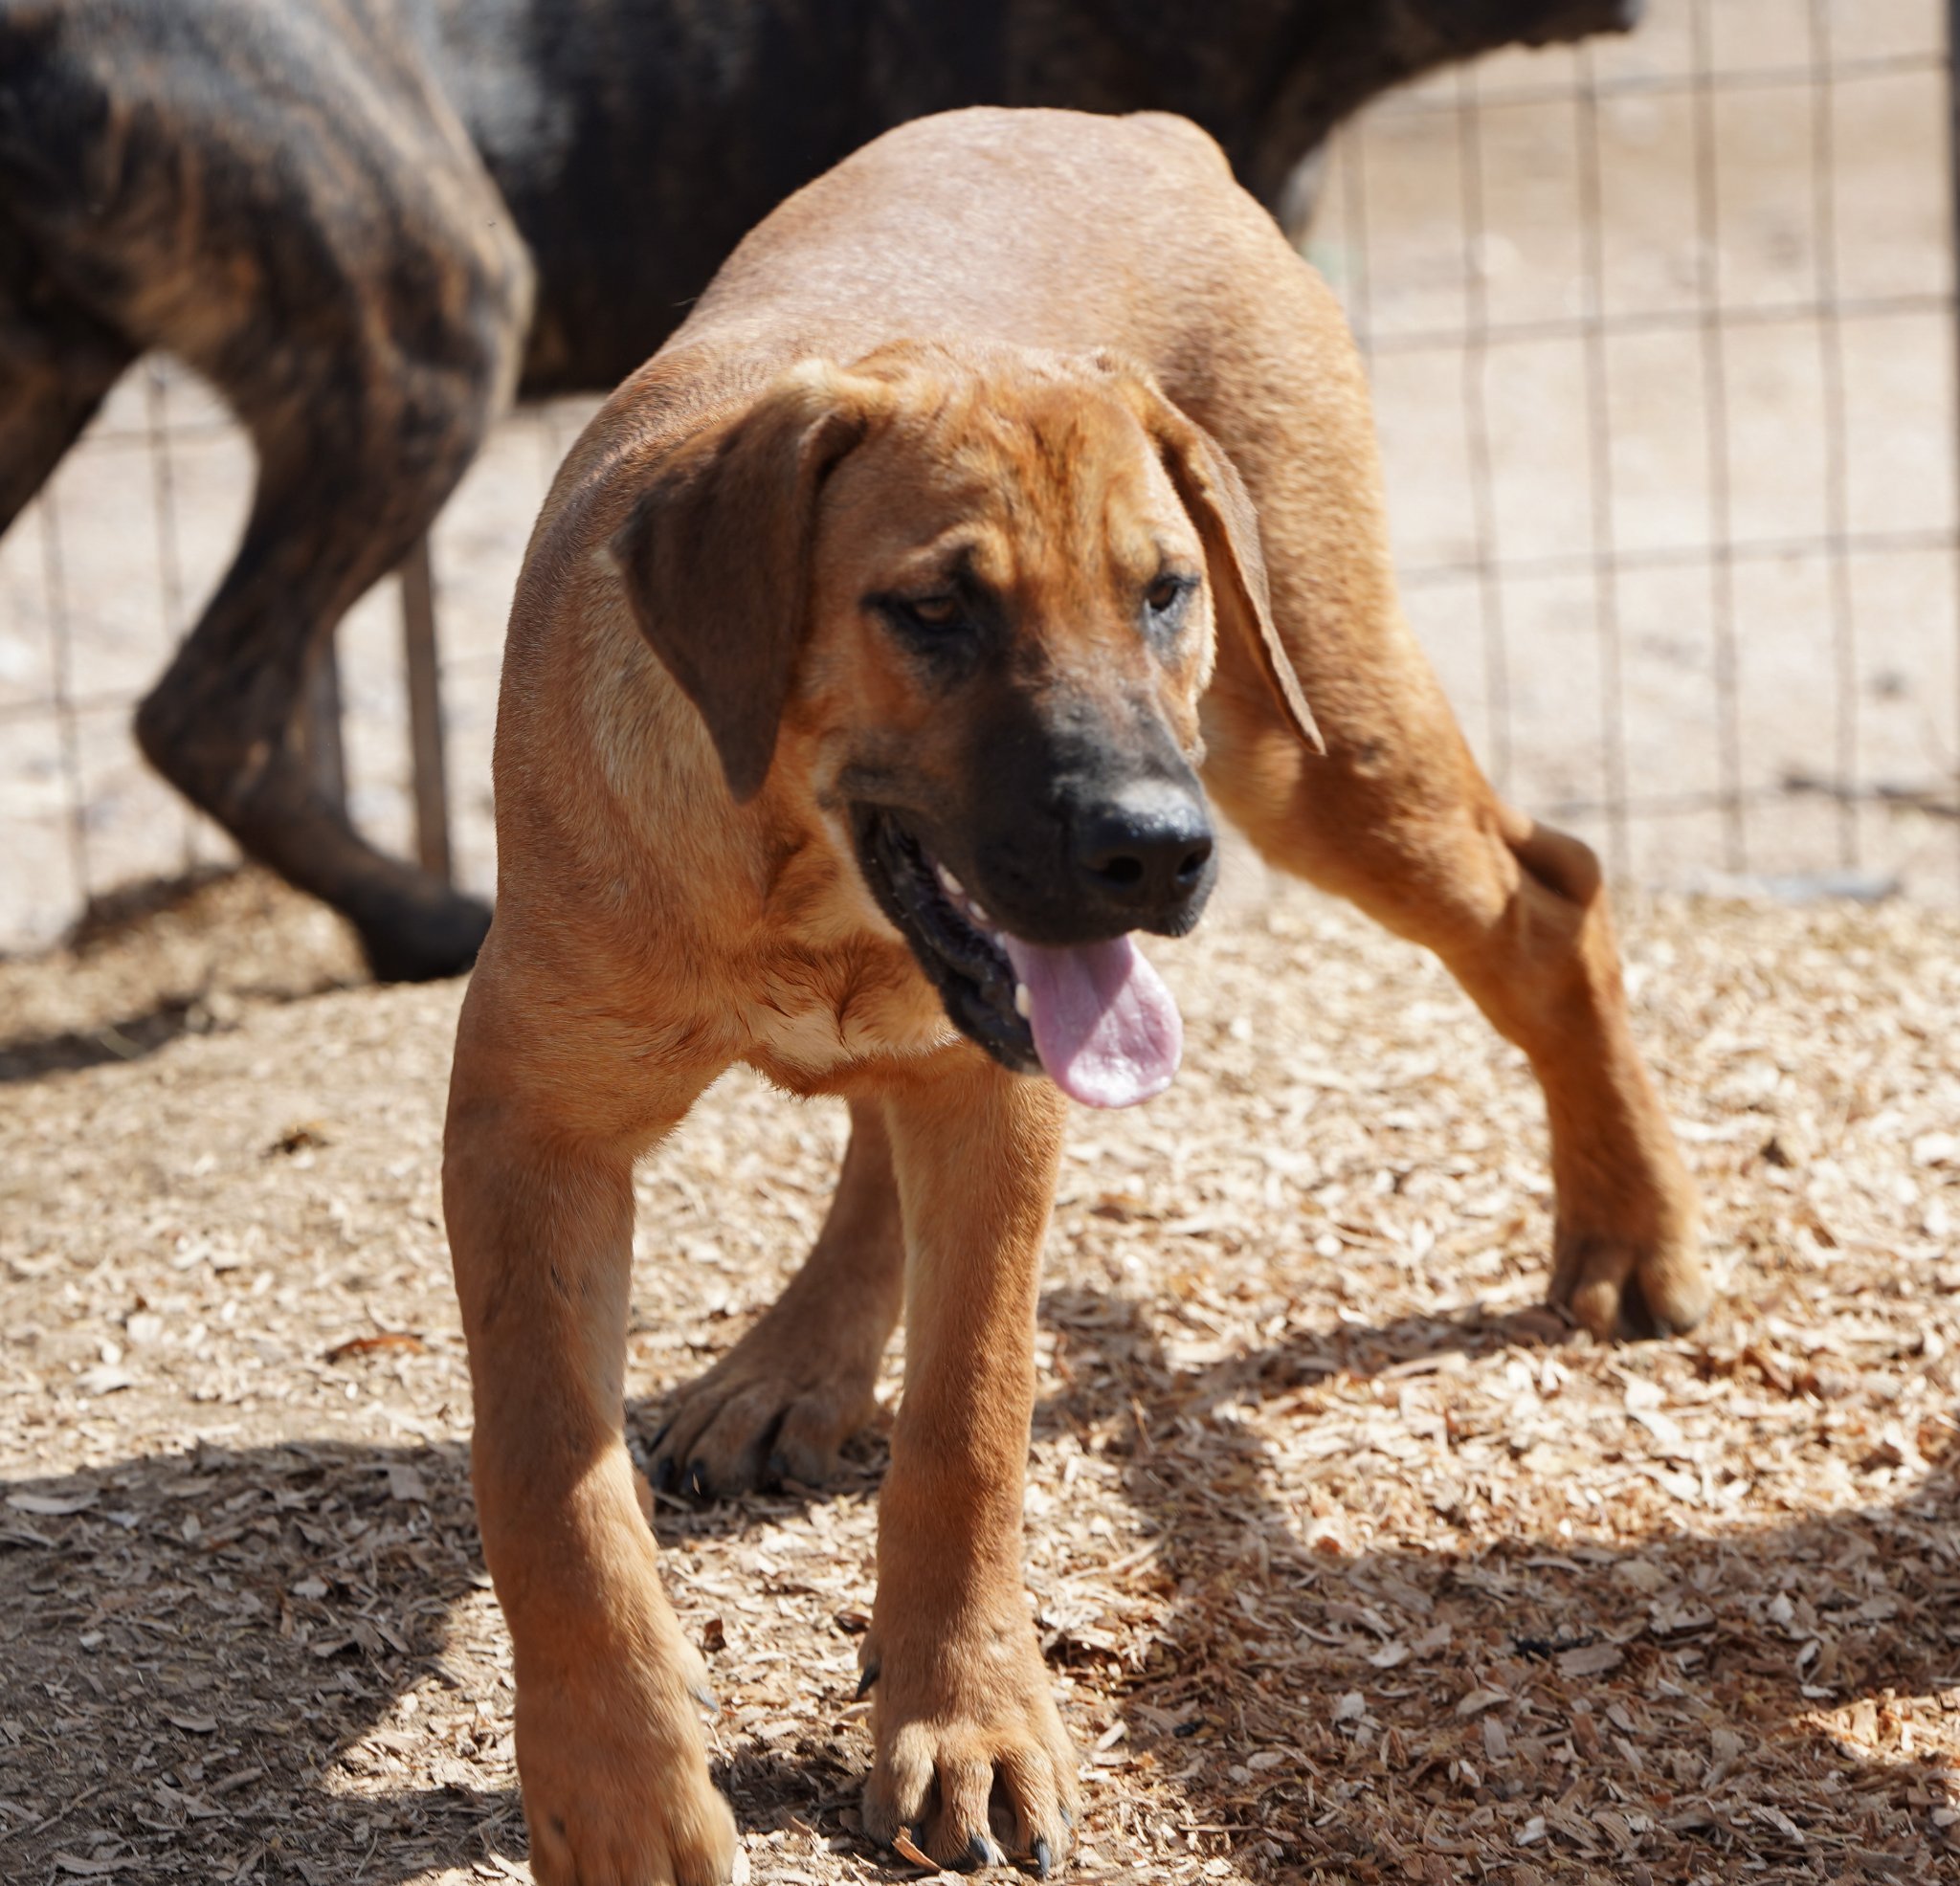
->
xmin=874 ymin=592 xmax=967 ymax=638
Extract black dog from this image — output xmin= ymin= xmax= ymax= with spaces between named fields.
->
xmin=0 ymin=0 xmax=1637 ymax=979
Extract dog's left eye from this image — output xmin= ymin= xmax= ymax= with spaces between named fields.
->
xmin=1146 ymin=574 xmax=1192 ymax=615
xmin=903 ymin=595 xmax=961 ymax=628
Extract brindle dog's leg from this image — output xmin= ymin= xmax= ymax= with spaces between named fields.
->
xmin=2 ymin=3 xmax=531 ymax=979
xmin=133 ymin=391 xmax=511 ymax=982
xmin=0 ymin=223 xmax=132 ymax=535
xmin=650 ymin=1095 xmax=906 ymax=1495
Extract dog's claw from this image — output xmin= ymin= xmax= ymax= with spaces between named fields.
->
xmin=767 ymin=1449 xmax=791 ymax=1487
xmin=690 ymin=1682 xmax=720 ymax=1714
xmin=856 ymin=1663 xmax=880 ymax=1699
xmin=653 ymin=1453 xmax=678 ymax=1494
xmin=683 ymin=1458 xmax=710 ymax=1500
xmin=967 ymin=1831 xmax=1002 ymax=1869
xmin=1033 ymin=1836 xmax=1053 ymax=1877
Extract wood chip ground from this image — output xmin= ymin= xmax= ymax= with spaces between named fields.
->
xmin=3 ymin=865 xmax=1958 ymax=1883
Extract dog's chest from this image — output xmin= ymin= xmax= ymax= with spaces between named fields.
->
xmin=741 ymin=947 xmax=953 ymax=1089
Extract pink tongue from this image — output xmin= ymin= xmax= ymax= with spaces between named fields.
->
xmin=1000 ymin=932 xmax=1183 ymax=1109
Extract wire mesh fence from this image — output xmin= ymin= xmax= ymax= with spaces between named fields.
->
xmin=1310 ymin=0 xmax=1958 ymax=898
xmin=1 ymin=0 xmax=1954 ymax=955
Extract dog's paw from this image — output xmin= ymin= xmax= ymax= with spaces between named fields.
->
xmin=357 ymin=886 xmax=493 ymax=984
xmin=649 ymin=1298 xmax=885 ymax=1498
xmin=1549 ymin=1217 xmax=1710 ymax=1341
xmin=516 ymin=1649 xmax=738 ymax=1886
xmin=858 ymin=1627 xmax=1079 ymax=1874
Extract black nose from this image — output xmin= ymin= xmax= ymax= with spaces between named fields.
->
xmin=1072 ymin=781 xmax=1215 ymax=915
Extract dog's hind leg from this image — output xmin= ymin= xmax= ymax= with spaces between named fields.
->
xmin=4 ymin=3 xmax=531 ymax=979
xmin=133 ymin=362 xmax=515 ymax=983
xmin=1207 ymin=703 xmax=1707 ymax=1340
xmin=0 ymin=224 xmax=133 ymax=535
xmin=1193 ymin=287 xmax=1706 ymax=1341
xmin=649 ymin=1095 xmax=907 ymax=1496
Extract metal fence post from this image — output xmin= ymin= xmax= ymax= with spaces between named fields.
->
xmin=399 ymin=534 xmax=453 ymax=882
xmin=1951 ymin=0 xmax=1960 ymax=885
xmin=305 ymin=641 xmax=347 ymax=814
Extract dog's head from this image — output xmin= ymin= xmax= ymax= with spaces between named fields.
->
xmin=610 ymin=344 xmax=1320 ymax=1106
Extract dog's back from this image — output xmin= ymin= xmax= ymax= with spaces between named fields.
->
xmin=529 ymin=106 xmax=1385 ymax=634
xmin=664 ymin=109 xmax=1346 ymax=433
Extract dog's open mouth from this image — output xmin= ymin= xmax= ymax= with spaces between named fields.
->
xmin=850 ymin=806 xmax=1182 ymax=1108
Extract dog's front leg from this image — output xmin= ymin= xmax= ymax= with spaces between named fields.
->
xmin=860 ymin=1062 xmax=1079 ymax=1874
xmin=444 ymin=984 xmax=737 ymax=1886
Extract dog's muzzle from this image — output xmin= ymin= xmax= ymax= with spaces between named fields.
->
xmin=848 ymin=796 xmax=1204 ymax=1109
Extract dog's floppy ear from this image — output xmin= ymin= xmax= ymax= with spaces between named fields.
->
xmin=611 ymin=362 xmax=878 ymax=801
xmin=1113 ymin=366 xmax=1325 ymax=757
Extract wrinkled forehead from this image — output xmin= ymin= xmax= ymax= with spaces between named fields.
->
xmin=825 ymin=367 xmax=1194 ymax=587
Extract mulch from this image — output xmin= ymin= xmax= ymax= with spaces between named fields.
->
xmin=3 ymin=864 xmax=1958 ymax=1883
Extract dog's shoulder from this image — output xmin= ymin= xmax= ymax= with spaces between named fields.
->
xmin=847 ymin=103 xmax=1236 ymax=197
xmin=1118 ymin=109 xmax=1234 ymax=172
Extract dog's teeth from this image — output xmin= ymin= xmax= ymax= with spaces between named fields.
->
xmin=936 ymin=863 xmax=963 ymax=898
xmin=969 ymin=901 xmax=991 ymax=924
xmin=1013 ymin=982 xmax=1032 ymax=1019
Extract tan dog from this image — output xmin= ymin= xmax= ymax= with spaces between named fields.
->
xmin=443 ymin=107 xmax=1706 ymax=1882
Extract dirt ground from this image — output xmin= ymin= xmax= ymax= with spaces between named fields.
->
xmin=4 ymin=865 xmax=1960 ymax=1884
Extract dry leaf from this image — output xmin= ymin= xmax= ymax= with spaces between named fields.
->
xmin=7 ymin=1490 xmax=98 ymax=1516
xmin=74 ymin=1365 xmax=136 ymax=1396
xmin=324 ymin=1331 xmax=427 ymax=1363
xmin=1558 ymin=1643 xmax=1624 ymax=1679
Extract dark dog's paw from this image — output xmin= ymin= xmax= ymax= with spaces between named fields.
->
xmin=649 ymin=1299 xmax=886 ymax=1498
xmin=358 ymin=888 xmax=493 ymax=983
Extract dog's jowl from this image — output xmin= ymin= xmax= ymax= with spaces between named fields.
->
xmin=443 ymin=108 xmax=1706 ymax=1881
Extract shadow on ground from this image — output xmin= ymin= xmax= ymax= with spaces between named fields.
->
xmin=3 ymin=1297 xmax=1953 ymax=1882
xmin=0 ymin=867 xmax=364 ymax=1083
